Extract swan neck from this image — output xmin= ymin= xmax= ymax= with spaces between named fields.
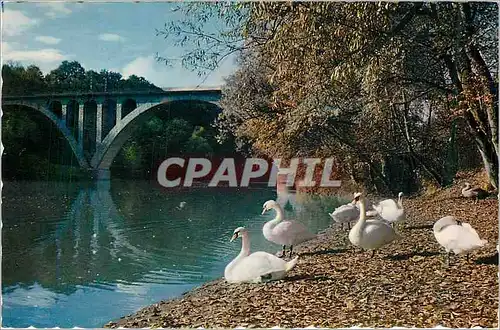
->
xmin=226 ymin=232 xmax=251 ymax=275
xmin=238 ymin=232 xmax=251 ymax=258
xmin=355 ymin=200 xmax=367 ymax=227
xmin=397 ymin=195 xmax=403 ymax=209
xmin=269 ymin=204 xmax=284 ymax=225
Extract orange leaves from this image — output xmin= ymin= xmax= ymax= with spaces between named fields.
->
xmin=106 ymin=178 xmax=498 ymax=328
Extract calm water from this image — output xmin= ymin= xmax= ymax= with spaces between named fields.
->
xmin=2 ymin=180 xmax=345 ymax=328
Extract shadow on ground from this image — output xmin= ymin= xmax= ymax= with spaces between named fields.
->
xmin=405 ymin=224 xmax=434 ymax=230
xmin=385 ymin=250 xmax=441 ymax=261
xmin=475 ymin=252 xmax=499 ymax=265
xmin=282 ymin=274 xmax=334 ymax=282
xmin=299 ymin=248 xmax=350 ymax=256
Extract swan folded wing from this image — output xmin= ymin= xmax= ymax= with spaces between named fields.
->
xmin=334 ymin=204 xmax=358 ymax=213
xmin=385 ymin=208 xmax=405 ymax=222
xmin=273 ymin=221 xmax=314 ymax=242
xmin=331 ymin=205 xmax=359 ymax=222
xmin=235 ymin=252 xmax=288 ymax=282
xmin=439 ymin=226 xmax=487 ymax=254
xmin=376 ymin=199 xmax=398 ymax=210
xmin=461 ymin=223 xmax=483 ymax=240
xmin=363 ymin=221 xmax=396 ymax=245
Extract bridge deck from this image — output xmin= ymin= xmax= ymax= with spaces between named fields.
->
xmin=1 ymin=87 xmax=222 ymax=100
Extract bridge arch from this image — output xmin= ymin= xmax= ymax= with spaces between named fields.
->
xmin=121 ymin=98 xmax=137 ymax=119
xmin=2 ymin=100 xmax=89 ymax=168
xmin=49 ymin=100 xmax=63 ymax=119
xmin=90 ymin=100 xmax=220 ymax=170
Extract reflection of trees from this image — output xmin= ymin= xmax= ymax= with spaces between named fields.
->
xmin=275 ymin=183 xmax=350 ymax=232
xmin=110 ymin=181 xmax=278 ymax=270
xmin=3 ymin=180 xmax=277 ymax=297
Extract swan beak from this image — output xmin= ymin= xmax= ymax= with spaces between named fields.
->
xmin=261 ymin=208 xmax=267 ymax=215
xmin=230 ymin=233 xmax=237 ymax=242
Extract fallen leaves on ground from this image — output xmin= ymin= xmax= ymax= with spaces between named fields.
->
xmin=104 ymin=177 xmax=498 ymax=328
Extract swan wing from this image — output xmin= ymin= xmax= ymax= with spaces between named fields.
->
xmin=364 ymin=220 xmax=394 ymax=235
xmin=461 ymin=223 xmax=488 ymax=245
xmin=273 ymin=220 xmax=315 ymax=243
xmin=374 ymin=203 xmax=404 ymax=223
xmin=355 ymin=220 xmax=397 ymax=248
xmin=331 ymin=205 xmax=359 ymax=223
xmin=376 ymin=199 xmax=398 ymax=209
xmin=230 ymin=251 xmax=289 ymax=282
xmin=437 ymin=225 xmax=487 ymax=254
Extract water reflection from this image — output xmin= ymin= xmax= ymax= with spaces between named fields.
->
xmin=2 ymin=180 xmax=344 ymax=327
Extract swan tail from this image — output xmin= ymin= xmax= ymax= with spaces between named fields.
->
xmin=285 ymin=256 xmax=299 ymax=272
xmin=461 ymin=223 xmax=483 ymax=239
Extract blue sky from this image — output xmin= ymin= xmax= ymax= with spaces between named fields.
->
xmin=1 ymin=2 xmax=237 ymax=88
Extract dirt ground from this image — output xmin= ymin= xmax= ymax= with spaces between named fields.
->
xmin=105 ymin=174 xmax=498 ymax=328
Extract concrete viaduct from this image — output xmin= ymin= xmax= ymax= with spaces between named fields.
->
xmin=1 ymin=87 xmax=222 ymax=179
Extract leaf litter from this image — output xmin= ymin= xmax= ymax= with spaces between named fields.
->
xmin=104 ymin=177 xmax=498 ymax=328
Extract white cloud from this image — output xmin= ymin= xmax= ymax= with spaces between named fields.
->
xmin=121 ymin=54 xmax=236 ymax=88
xmin=35 ymin=36 xmax=62 ymax=45
xmin=121 ymin=55 xmax=160 ymax=82
xmin=2 ymin=42 xmax=71 ymax=73
xmin=98 ymin=33 xmax=125 ymax=42
xmin=37 ymin=3 xmax=72 ymax=18
xmin=2 ymin=9 xmax=39 ymax=36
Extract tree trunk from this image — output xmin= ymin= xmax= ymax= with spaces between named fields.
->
xmin=442 ymin=50 xmax=499 ymax=190
xmin=392 ymin=99 xmax=444 ymax=186
xmin=464 ymin=109 xmax=499 ymax=190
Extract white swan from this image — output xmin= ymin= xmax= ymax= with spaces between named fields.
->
xmin=348 ymin=193 xmax=399 ymax=257
xmin=373 ymin=192 xmax=406 ymax=227
xmin=176 ymin=201 xmax=186 ymax=210
xmin=224 ymin=227 xmax=299 ymax=283
xmin=461 ymin=182 xmax=488 ymax=203
xmin=328 ymin=200 xmax=359 ymax=230
xmin=262 ymin=200 xmax=315 ymax=258
xmin=433 ymin=216 xmax=488 ymax=264
xmin=354 ymin=192 xmax=378 ymax=217
xmin=329 ymin=193 xmax=377 ymax=229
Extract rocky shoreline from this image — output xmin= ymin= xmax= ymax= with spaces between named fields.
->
xmin=105 ymin=178 xmax=498 ymax=328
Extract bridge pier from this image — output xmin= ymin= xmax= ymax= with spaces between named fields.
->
xmin=78 ymin=104 xmax=84 ymax=152
xmin=61 ymin=104 xmax=67 ymax=125
xmin=96 ymin=103 xmax=103 ymax=145
xmin=3 ymin=88 xmax=222 ymax=181
xmin=116 ymin=103 xmax=122 ymax=123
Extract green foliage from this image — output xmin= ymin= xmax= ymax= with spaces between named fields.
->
xmin=2 ymin=60 xmax=165 ymax=180
xmin=2 ymin=60 xmax=162 ymax=95
xmin=111 ymin=108 xmax=238 ymax=178
xmin=162 ymin=1 xmax=499 ymax=192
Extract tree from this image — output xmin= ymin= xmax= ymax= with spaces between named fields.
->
xmin=159 ymin=2 xmax=498 ymax=191
xmin=2 ymin=62 xmax=47 ymax=94
xmin=46 ymin=60 xmax=87 ymax=92
xmin=2 ymin=61 xmax=168 ymax=179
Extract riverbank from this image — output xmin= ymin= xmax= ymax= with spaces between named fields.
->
xmin=104 ymin=174 xmax=498 ymax=328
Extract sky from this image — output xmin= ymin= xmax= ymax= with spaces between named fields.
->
xmin=1 ymin=2 xmax=237 ymax=88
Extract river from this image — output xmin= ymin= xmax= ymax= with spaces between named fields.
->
xmin=2 ymin=179 xmax=346 ymax=328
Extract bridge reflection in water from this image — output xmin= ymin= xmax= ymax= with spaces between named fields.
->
xmin=4 ymin=180 xmax=327 ymax=327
